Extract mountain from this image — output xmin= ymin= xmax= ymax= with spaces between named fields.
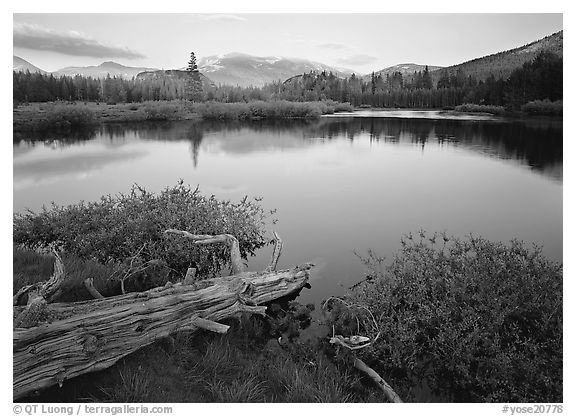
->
xmin=431 ymin=31 xmax=563 ymax=83
xmin=366 ymin=63 xmax=443 ymax=80
xmin=13 ymin=56 xmax=47 ymax=74
xmin=196 ymin=53 xmax=354 ymax=87
xmin=53 ymin=61 xmax=160 ymax=79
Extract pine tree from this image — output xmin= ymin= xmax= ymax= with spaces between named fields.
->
xmin=186 ymin=52 xmax=203 ymax=101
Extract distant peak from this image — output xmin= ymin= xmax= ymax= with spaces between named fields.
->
xmin=99 ymin=61 xmax=124 ymax=68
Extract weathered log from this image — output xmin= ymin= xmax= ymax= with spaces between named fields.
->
xmin=13 ymin=262 xmax=313 ymax=399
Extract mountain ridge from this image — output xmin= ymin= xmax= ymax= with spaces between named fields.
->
xmin=53 ymin=61 xmax=160 ymax=79
xmin=196 ymin=53 xmax=355 ymax=87
xmin=13 ymin=56 xmax=47 ymax=75
xmin=430 ymin=30 xmax=563 ymax=83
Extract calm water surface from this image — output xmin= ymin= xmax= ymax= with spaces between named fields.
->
xmin=13 ymin=112 xmax=563 ymax=307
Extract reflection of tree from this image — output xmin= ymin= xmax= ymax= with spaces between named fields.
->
xmin=185 ymin=124 xmax=204 ymax=168
xmin=302 ymin=116 xmax=562 ymax=180
xmin=14 ymin=126 xmax=97 ymax=145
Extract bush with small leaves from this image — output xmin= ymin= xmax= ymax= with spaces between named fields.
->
xmin=326 ymin=232 xmax=562 ymax=402
xmin=13 ymin=181 xmax=271 ymax=287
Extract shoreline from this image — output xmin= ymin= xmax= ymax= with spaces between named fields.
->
xmin=13 ymin=101 xmax=562 ymax=133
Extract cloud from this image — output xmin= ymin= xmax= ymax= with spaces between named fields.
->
xmin=317 ymin=43 xmax=348 ymax=50
xmin=337 ymin=54 xmax=378 ymax=66
xmin=13 ymin=23 xmax=145 ymax=59
xmin=202 ymin=14 xmax=247 ymax=22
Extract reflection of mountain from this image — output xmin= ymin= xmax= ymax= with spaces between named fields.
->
xmin=14 ymin=116 xmax=562 ymax=181
xmin=13 ymin=148 xmax=147 ymax=189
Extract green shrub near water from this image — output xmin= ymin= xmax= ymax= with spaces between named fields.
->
xmin=142 ymin=101 xmax=186 ymax=120
xmin=333 ymin=101 xmax=354 ymax=112
xmin=42 ymin=103 xmax=95 ymax=128
xmin=327 ymin=232 xmax=562 ymax=402
xmin=521 ymin=99 xmax=563 ymax=116
xmin=193 ymin=100 xmax=332 ymax=120
xmin=13 ymin=181 xmax=270 ymax=286
xmin=454 ymin=103 xmax=506 ymax=115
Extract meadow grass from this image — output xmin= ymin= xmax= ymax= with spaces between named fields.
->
xmin=13 ymin=99 xmax=354 ymax=131
xmin=18 ymin=311 xmax=376 ymax=403
xmin=13 ymin=247 xmax=120 ymax=301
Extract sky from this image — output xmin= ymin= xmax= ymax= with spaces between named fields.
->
xmin=13 ymin=13 xmax=563 ymax=74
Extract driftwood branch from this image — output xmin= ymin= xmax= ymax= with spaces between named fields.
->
xmin=14 ymin=250 xmax=66 ymax=306
xmin=323 ymin=297 xmax=399 ymax=402
xmin=164 ymin=229 xmax=244 ymax=274
xmin=353 ymin=358 xmax=403 ymax=403
xmin=183 ymin=267 xmax=197 ymax=284
xmin=83 ymin=278 xmax=104 ymax=299
xmin=265 ymin=231 xmax=283 ymax=272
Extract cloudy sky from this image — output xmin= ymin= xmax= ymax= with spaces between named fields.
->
xmin=13 ymin=14 xmax=563 ymax=73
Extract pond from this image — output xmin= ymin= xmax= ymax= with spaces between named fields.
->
xmin=13 ymin=111 xmax=563 ymax=308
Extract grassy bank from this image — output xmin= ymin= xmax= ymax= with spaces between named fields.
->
xmin=13 ymin=247 xmax=377 ymax=403
xmin=13 ymin=100 xmax=354 ymax=131
xmin=454 ymin=101 xmax=563 ymax=117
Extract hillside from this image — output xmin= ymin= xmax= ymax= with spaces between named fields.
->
xmin=13 ymin=56 xmax=47 ymax=75
xmin=53 ymin=61 xmax=159 ymax=79
xmin=431 ymin=31 xmax=563 ymax=83
xmin=365 ymin=63 xmax=443 ymax=81
xmin=196 ymin=53 xmax=354 ymax=87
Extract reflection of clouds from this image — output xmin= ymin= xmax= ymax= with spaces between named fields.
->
xmin=203 ymin=184 xmax=247 ymax=195
xmin=13 ymin=148 xmax=147 ymax=189
xmin=202 ymin=130 xmax=308 ymax=155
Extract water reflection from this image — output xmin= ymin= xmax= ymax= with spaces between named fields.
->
xmin=13 ymin=114 xmax=563 ymax=306
xmin=14 ymin=116 xmax=562 ymax=181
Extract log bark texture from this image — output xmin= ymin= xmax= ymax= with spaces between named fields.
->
xmin=13 ymin=262 xmax=313 ymax=399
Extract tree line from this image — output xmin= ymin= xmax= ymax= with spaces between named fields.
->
xmin=13 ymin=50 xmax=561 ymax=110
xmin=276 ymin=51 xmax=561 ymax=109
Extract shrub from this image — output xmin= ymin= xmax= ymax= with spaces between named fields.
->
xmin=43 ymin=103 xmax=95 ymax=128
xmin=13 ymin=181 xmax=270 ymax=284
xmin=326 ymin=232 xmax=562 ymax=402
xmin=143 ymin=101 xmax=183 ymax=120
xmin=521 ymin=99 xmax=563 ymax=116
xmin=454 ymin=104 xmax=506 ymax=116
xmin=333 ymin=102 xmax=354 ymax=112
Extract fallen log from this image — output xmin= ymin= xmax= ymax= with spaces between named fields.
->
xmin=14 ymin=231 xmax=312 ymax=400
